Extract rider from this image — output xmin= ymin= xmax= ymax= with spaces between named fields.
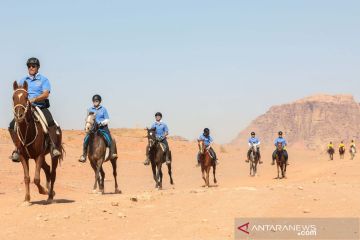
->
xmin=197 ymin=128 xmax=218 ymax=165
xmin=246 ymin=132 xmax=262 ymax=164
xmin=328 ymin=141 xmax=334 ymax=150
xmin=350 ymin=140 xmax=356 ymax=150
xmin=9 ymin=57 xmax=61 ymax=162
xmin=79 ymin=94 xmax=117 ymax=163
xmin=339 ymin=141 xmax=345 ymax=151
xmin=144 ymin=112 xmax=171 ymax=165
xmin=272 ymin=131 xmax=288 ymax=165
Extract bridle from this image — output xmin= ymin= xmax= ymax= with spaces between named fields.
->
xmin=12 ymin=88 xmax=38 ymax=157
xmin=13 ymin=88 xmax=31 ymax=123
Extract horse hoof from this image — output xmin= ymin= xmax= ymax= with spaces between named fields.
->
xmin=92 ymin=189 xmax=97 ymax=194
xmin=21 ymin=201 xmax=31 ymax=207
xmin=115 ymin=189 xmax=122 ymax=194
xmin=46 ymin=198 xmax=54 ymax=204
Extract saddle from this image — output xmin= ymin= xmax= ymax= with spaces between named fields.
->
xmin=33 ymin=106 xmax=60 ymax=133
xmin=159 ymin=142 xmax=167 ymax=152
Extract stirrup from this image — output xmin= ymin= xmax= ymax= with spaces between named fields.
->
xmin=10 ymin=151 xmax=20 ymax=163
xmin=79 ymin=155 xmax=86 ymax=163
xmin=144 ymin=159 xmax=150 ymax=165
xmin=52 ymin=149 xmax=61 ymax=157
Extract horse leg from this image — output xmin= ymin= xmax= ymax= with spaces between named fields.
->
xmin=151 ymin=161 xmax=158 ymax=188
xmin=206 ymin=166 xmax=210 ymax=187
xmin=158 ymin=163 xmax=163 ymax=190
xmin=34 ymin=155 xmax=48 ymax=195
xmin=167 ymin=162 xmax=174 ymax=185
xmin=213 ymin=164 xmax=217 ymax=184
xmin=20 ymin=156 xmax=31 ymax=203
xmin=201 ymin=166 xmax=207 ymax=186
xmin=89 ymin=160 xmax=97 ymax=191
xmin=99 ymin=166 xmax=105 ymax=194
xmin=47 ymin=155 xmax=59 ymax=202
xmin=110 ymin=158 xmax=121 ymax=194
xmin=276 ymin=161 xmax=280 ymax=179
xmin=41 ymin=160 xmax=51 ymax=191
xmin=95 ymin=160 xmax=104 ymax=194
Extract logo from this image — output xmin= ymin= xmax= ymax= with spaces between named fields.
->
xmin=238 ymin=222 xmax=250 ymax=234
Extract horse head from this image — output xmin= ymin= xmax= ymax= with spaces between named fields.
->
xmin=146 ymin=127 xmax=157 ymax=148
xmin=12 ymin=81 xmax=31 ymax=123
xmin=198 ymin=140 xmax=205 ymax=154
xmin=85 ymin=112 xmax=97 ymax=134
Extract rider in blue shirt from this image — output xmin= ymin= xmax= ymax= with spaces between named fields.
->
xmin=9 ymin=57 xmax=61 ymax=162
xmin=246 ymin=132 xmax=262 ymax=164
xmin=144 ymin=112 xmax=172 ymax=165
xmin=79 ymin=95 xmax=117 ymax=163
xmin=272 ymin=131 xmax=289 ymax=165
xmin=197 ymin=128 xmax=218 ymax=165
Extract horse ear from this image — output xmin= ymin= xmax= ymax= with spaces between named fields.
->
xmin=13 ymin=81 xmax=18 ymax=90
xmin=23 ymin=81 xmax=28 ymax=91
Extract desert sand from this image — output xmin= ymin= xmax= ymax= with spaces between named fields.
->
xmin=0 ymin=129 xmax=359 ymax=240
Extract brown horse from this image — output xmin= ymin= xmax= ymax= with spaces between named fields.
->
xmin=12 ymin=81 xmax=64 ymax=204
xmin=198 ymin=140 xmax=217 ymax=187
xmin=85 ymin=113 xmax=121 ymax=194
xmin=146 ymin=128 xmax=174 ymax=190
xmin=275 ymin=142 xmax=287 ymax=179
xmin=328 ymin=147 xmax=335 ymax=160
xmin=339 ymin=146 xmax=345 ymax=159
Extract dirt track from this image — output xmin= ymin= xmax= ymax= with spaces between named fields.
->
xmin=0 ymin=130 xmax=359 ymax=240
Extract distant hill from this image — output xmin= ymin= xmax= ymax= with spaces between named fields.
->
xmin=231 ymin=94 xmax=360 ymax=150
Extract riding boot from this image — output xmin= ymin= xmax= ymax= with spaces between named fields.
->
xmin=166 ymin=151 xmax=172 ymax=165
xmin=246 ymin=150 xmax=250 ymax=163
xmin=48 ymin=125 xmax=61 ymax=157
xmin=79 ymin=144 xmax=88 ymax=163
xmin=258 ymin=152 xmax=263 ymax=164
xmin=109 ymin=141 xmax=117 ymax=160
xmin=8 ymin=129 xmax=20 ymax=162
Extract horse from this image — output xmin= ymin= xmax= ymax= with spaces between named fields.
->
xmin=12 ymin=81 xmax=64 ymax=204
xmin=350 ymin=146 xmax=356 ymax=160
xmin=327 ymin=147 xmax=335 ymax=160
xmin=198 ymin=140 xmax=217 ymax=187
xmin=146 ymin=128 xmax=174 ymax=190
xmin=249 ymin=145 xmax=260 ymax=177
xmin=339 ymin=146 xmax=345 ymax=159
xmin=274 ymin=142 xmax=287 ymax=179
xmin=85 ymin=112 xmax=121 ymax=194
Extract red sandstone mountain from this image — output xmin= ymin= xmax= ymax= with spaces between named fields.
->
xmin=232 ymin=94 xmax=360 ymax=150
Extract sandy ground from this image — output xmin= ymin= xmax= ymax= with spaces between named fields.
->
xmin=0 ymin=129 xmax=359 ymax=240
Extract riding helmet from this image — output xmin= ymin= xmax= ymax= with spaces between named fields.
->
xmin=278 ymin=131 xmax=283 ymax=135
xmin=251 ymin=132 xmax=255 ymax=135
xmin=155 ymin=112 xmax=162 ymax=118
xmin=26 ymin=57 xmax=40 ymax=67
xmin=204 ymin=128 xmax=210 ymax=135
xmin=92 ymin=94 xmax=102 ymax=102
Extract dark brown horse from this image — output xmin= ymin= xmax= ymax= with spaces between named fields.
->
xmin=146 ymin=128 xmax=174 ymax=190
xmin=339 ymin=146 xmax=345 ymax=159
xmin=85 ymin=113 xmax=121 ymax=194
xmin=275 ymin=142 xmax=287 ymax=179
xmin=198 ymin=140 xmax=217 ymax=187
xmin=12 ymin=81 xmax=64 ymax=204
xmin=328 ymin=147 xmax=335 ymax=160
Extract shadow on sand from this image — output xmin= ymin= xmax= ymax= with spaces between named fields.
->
xmin=30 ymin=199 xmax=75 ymax=205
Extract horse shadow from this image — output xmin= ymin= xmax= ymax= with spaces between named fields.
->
xmin=30 ymin=199 xmax=75 ymax=205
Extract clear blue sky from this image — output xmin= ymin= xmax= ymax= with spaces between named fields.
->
xmin=1 ymin=0 xmax=359 ymax=143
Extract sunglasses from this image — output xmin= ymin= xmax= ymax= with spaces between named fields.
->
xmin=28 ymin=65 xmax=38 ymax=69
